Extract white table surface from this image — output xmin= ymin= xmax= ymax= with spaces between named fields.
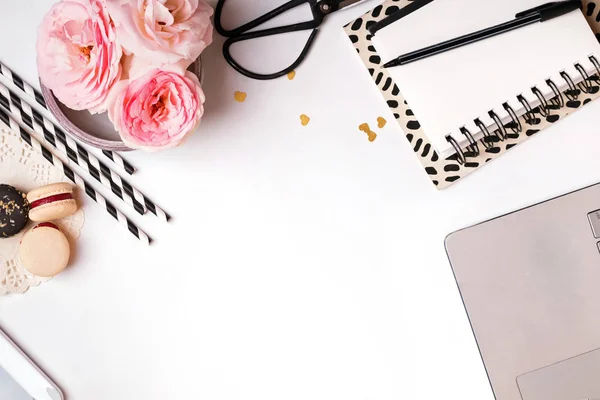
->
xmin=2 ymin=1 xmax=600 ymax=399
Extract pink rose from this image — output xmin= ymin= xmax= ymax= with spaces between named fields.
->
xmin=107 ymin=0 xmax=213 ymax=68
xmin=37 ymin=0 xmax=122 ymax=114
xmin=108 ymin=68 xmax=204 ymax=151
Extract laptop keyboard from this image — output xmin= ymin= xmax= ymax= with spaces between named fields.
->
xmin=587 ymin=210 xmax=600 ymax=238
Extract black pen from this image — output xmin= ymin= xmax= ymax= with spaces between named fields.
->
xmin=383 ymin=0 xmax=582 ymax=68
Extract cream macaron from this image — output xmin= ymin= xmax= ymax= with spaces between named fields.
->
xmin=27 ymin=183 xmax=77 ymax=222
xmin=19 ymin=222 xmax=70 ymax=277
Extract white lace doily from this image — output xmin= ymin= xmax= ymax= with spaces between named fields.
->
xmin=0 ymin=124 xmax=85 ymax=295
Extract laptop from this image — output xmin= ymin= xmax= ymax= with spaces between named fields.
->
xmin=445 ymin=182 xmax=600 ymax=400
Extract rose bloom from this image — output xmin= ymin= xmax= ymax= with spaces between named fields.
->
xmin=37 ymin=0 xmax=122 ymax=113
xmin=108 ymin=68 xmax=204 ymax=151
xmin=107 ymin=0 xmax=213 ymax=68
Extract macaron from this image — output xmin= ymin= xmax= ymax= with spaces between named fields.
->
xmin=19 ymin=222 xmax=70 ymax=277
xmin=27 ymin=183 xmax=77 ymax=222
xmin=0 ymin=184 xmax=29 ymax=238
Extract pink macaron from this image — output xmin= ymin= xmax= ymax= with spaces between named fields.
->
xmin=27 ymin=183 xmax=78 ymax=222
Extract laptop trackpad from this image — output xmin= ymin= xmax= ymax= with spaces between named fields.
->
xmin=517 ymin=348 xmax=600 ymax=400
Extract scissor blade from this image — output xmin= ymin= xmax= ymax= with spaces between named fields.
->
xmin=338 ymin=0 xmax=368 ymax=10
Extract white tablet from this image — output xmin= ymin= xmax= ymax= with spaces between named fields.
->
xmin=0 ymin=327 xmax=64 ymax=400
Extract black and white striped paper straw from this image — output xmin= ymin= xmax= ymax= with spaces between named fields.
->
xmin=0 ymin=83 xmax=147 ymax=216
xmin=0 ymin=107 xmax=151 ymax=245
xmin=0 ymin=60 xmax=136 ymax=175
xmin=0 ymin=82 xmax=171 ymax=222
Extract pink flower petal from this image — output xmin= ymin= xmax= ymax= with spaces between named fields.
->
xmin=108 ymin=69 xmax=204 ymax=152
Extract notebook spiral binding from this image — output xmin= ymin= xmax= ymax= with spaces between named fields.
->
xmin=447 ymin=55 xmax=600 ymax=164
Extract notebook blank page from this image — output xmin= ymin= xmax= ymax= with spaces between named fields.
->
xmin=372 ymin=0 xmax=600 ymax=157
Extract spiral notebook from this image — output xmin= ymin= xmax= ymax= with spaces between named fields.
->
xmin=372 ymin=0 xmax=600 ymax=160
xmin=345 ymin=0 xmax=600 ymax=188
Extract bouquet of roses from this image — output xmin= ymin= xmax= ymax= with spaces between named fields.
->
xmin=37 ymin=0 xmax=213 ymax=152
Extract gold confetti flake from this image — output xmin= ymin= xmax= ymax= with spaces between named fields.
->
xmin=300 ymin=114 xmax=310 ymax=126
xmin=359 ymin=123 xmax=377 ymax=142
xmin=287 ymin=71 xmax=296 ymax=80
xmin=377 ymin=117 xmax=387 ymax=129
xmin=234 ymin=91 xmax=247 ymax=103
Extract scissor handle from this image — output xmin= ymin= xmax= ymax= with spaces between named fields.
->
xmin=215 ymin=0 xmax=316 ymax=38
xmin=222 ymin=21 xmax=320 ymax=80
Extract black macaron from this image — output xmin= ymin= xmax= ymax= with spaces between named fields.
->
xmin=0 ymin=184 xmax=30 ymax=238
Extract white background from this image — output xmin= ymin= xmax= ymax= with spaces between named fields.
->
xmin=1 ymin=1 xmax=600 ymax=399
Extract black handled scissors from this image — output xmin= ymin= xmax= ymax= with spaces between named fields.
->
xmin=215 ymin=0 xmax=366 ymax=80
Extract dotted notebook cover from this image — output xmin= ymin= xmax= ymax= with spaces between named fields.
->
xmin=344 ymin=0 xmax=600 ymax=189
